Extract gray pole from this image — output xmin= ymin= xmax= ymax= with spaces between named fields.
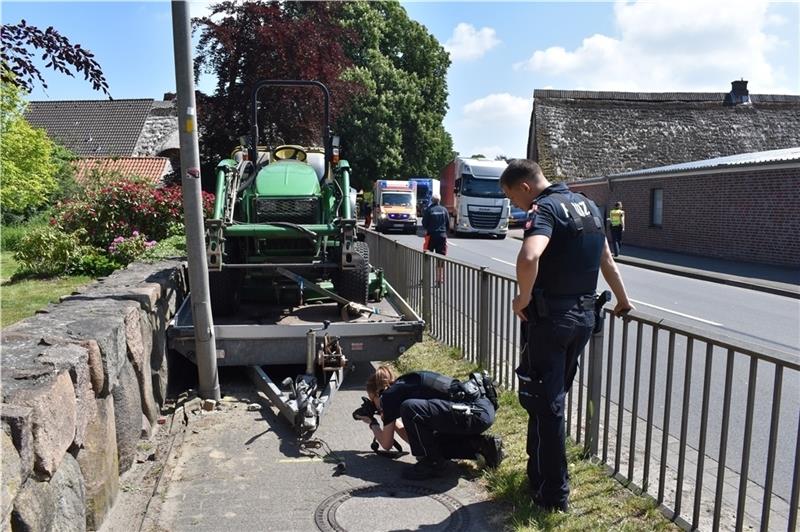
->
xmin=171 ymin=0 xmax=220 ymax=400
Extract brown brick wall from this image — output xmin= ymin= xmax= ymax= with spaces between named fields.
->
xmin=571 ymin=166 xmax=800 ymax=267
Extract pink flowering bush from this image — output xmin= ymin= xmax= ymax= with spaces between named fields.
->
xmin=54 ymin=176 xmax=214 ymax=248
xmin=107 ymin=231 xmax=157 ymax=265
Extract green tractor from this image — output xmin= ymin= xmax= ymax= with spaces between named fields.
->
xmin=205 ymin=80 xmax=368 ymax=315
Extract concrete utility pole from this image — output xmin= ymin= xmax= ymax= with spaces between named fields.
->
xmin=171 ymin=0 xmax=220 ymax=400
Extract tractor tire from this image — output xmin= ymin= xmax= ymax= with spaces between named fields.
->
xmin=208 ymin=269 xmax=242 ymax=316
xmin=333 ymin=241 xmax=370 ymax=304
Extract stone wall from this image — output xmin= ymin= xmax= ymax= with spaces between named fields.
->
xmin=569 ymin=166 xmax=800 ymax=267
xmin=1 ymin=261 xmax=187 ymax=531
xmin=529 ymin=91 xmax=800 ymax=180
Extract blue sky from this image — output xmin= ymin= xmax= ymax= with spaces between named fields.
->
xmin=3 ymin=1 xmax=799 ymax=159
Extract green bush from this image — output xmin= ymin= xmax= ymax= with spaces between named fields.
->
xmin=71 ymin=246 xmax=122 ymax=277
xmin=142 ymin=234 xmax=187 ymax=260
xmin=13 ymin=225 xmax=82 ymax=278
xmin=0 ymin=212 xmax=53 ymax=251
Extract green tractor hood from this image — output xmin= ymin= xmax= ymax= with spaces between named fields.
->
xmin=255 ymin=160 xmax=321 ymax=196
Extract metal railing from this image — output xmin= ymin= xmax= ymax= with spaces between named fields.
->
xmin=363 ymin=229 xmax=800 ymax=532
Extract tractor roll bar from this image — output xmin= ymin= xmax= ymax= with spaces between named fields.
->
xmin=249 ymin=80 xmax=332 ymax=168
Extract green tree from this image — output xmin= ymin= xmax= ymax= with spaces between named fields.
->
xmin=337 ymin=1 xmax=453 ymax=189
xmin=1 ymin=81 xmax=58 ymax=218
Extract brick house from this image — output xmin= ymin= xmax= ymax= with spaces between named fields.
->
xmin=569 ymin=148 xmax=800 ymax=268
xmin=24 ymin=95 xmax=180 ymax=186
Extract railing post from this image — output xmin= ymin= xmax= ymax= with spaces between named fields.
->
xmin=422 ymin=252 xmax=432 ymax=330
xmin=478 ymin=267 xmax=490 ymax=368
xmin=584 ymin=310 xmax=606 ymax=458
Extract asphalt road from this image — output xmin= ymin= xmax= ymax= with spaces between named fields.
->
xmin=382 ymin=228 xmax=800 ymax=354
xmin=370 ymin=226 xmax=800 ymax=519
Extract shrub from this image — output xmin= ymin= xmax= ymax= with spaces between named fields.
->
xmin=71 ymin=246 xmax=121 ymax=277
xmin=54 ymin=177 xmax=214 ymax=248
xmin=107 ymin=231 xmax=157 ymax=266
xmin=0 ymin=212 xmax=54 ymax=251
xmin=142 ymin=234 xmax=187 ymax=261
xmin=13 ymin=225 xmax=82 ymax=278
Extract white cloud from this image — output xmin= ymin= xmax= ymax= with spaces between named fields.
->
xmin=514 ymin=0 xmax=795 ymax=93
xmin=444 ymin=23 xmax=501 ymax=62
xmin=455 ymin=93 xmax=531 ymax=158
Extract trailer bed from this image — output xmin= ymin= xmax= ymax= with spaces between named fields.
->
xmin=167 ymin=283 xmax=424 ymax=366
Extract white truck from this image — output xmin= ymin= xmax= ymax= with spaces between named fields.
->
xmin=440 ymin=157 xmax=510 ymax=238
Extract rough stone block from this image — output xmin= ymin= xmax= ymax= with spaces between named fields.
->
xmin=1 ymin=431 xmax=21 ymax=525
xmin=1 ymin=404 xmax=34 ymax=484
xmin=11 ymin=453 xmax=85 ymax=532
xmin=36 ymin=343 xmax=96 ymax=449
xmin=5 ymin=371 xmax=76 ymax=479
xmin=124 ymin=307 xmax=158 ymax=426
xmin=77 ymin=395 xmax=118 ymax=531
xmin=111 ymin=361 xmax=142 ymax=474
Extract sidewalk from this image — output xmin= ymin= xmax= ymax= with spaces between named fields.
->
xmin=508 ymin=229 xmax=799 ymax=299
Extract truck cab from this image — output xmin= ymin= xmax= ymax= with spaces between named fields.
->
xmin=408 ymin=177 xmax=441 ymax=216
xmin=374 ymin=180 xmax=418 ymax=234
xmin=440 ymin=158 xmax=510 ymax=238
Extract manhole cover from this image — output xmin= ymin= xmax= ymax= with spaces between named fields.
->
xmin=314 ymin=484 xmax=469 ymax=532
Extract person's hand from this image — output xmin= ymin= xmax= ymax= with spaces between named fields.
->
xmin=513 ymin=292 xmax=531 ymax=321
xmin=613 ymin=300 xmax=634 ymax=316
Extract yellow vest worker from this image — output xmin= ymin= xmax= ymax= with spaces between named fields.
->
xmin=609 ymin=202 xmax=624 ymax=257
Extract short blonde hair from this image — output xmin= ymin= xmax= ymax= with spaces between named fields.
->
xmin=366 ymin=365 xmax=397 ymax=397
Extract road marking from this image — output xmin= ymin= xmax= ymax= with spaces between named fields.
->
xmin=629 ymin=298 xmax=723 ymax=326
xmin=277 ymin=457 xmax=323 ymax=463
xmin=448 ymin=241 xmax=460 ymax=247
xmin=492 ymin=257 xmax=516 ymax=266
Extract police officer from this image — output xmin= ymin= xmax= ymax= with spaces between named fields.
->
xmin=499 ymin=159 xmax=633 ymax=512
xmin=609 ymin=201 xmax=625 ymax=257
xmin=357 ymin=365 xmax=504 ymax=480
xmin=422 ymin=194 xmax=449 ymax=285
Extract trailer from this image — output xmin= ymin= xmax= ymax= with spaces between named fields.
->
xmin=167 ymin=268 xmax=423 ymax=435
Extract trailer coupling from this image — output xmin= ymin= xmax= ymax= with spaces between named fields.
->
xmin=248 ymin=320 xmax=348 ymax=435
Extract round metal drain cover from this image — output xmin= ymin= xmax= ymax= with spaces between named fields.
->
xmin=315 ymin=484 xmax=469 ymax=532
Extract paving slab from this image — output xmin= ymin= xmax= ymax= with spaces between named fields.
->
xmin=143 ymin=364 xmax=506 ymax=532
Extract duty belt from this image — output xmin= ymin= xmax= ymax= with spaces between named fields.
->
xmin=533 ymin=290 xmax=596 ymax=315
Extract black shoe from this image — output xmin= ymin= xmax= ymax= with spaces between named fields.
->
xmin=402 ymin=458 xmax=445 ymax=480
xmin=478 ymin=434 xmax=504 ymax=469
xmin=532 ymin=496 xmax=568 ymax=513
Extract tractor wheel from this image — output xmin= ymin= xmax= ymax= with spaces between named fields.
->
xmin=333 ymin=241 xmax=370 ymax=304
xmin=209 ymin=269 xmax=242 ymax=316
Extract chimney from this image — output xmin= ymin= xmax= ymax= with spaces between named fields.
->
xmin=163 ymin=92 xmax=176 ymax=101
xmin=723 ymin=79 xmax=751 ymax=106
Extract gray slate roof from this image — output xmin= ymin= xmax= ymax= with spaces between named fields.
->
xmin=610 ymin=146 xmax=800 ymax=178
xmin=25 ymin=99 xmax=154 ymax=156
xmin=528 ymin=90 xmax=800 ymax=181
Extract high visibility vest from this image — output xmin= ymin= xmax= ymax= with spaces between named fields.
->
xmin=610 ymin=209 xmax=624 ymax=226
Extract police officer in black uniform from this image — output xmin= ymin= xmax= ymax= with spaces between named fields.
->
xmin=422 ymin=194 xmax=449 ymax=285
xmin=499 ymin=159 xmax=633 ymax=512
xmin=356 ymin=365 xmax=504 ymax=480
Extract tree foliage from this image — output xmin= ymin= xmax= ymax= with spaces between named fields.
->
xmin=337 ymin=2 xmax=453 ymax=189
xmin=193 ymin=1 xmax=360 ymax=175
xmin=192 ymin=1 xmax=453 ymax=189
xmin=1 ymin=81 xmax=58 ymax=217
xmin=1 ymin=20 xmax=109 ymax=96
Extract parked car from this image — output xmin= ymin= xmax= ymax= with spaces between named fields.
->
xmin=509 ymin=206 xmax=528 ymax=228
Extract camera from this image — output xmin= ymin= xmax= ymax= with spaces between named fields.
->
xmin=352 ymin=396 xmax=378 ymax=420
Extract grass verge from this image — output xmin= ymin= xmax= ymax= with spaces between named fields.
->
xmin=393 ymin=337 xmax=680 ymax=532
xmin=1 ymin=251 xmax=92 ymax=328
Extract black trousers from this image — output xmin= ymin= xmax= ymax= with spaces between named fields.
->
xmin=400 ymin=397 xmax=495 ymax=460
xmin=610 ymin=226 xmax=623 ymax=256
xmin=517 ymin=307 xmax=594 ymax=506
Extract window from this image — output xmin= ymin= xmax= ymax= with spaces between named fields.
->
xmin=650 ymin=188 xmax=663 ymax=227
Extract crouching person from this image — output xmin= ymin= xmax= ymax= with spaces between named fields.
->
xmin=357 ymin=365 xmax=504 ymax=480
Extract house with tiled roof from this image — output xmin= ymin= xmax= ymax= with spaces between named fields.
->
xmin=528 ymin=81 xmax=800 ymax=181
xmin=24 ymin=95 xmax=180 ymax=185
